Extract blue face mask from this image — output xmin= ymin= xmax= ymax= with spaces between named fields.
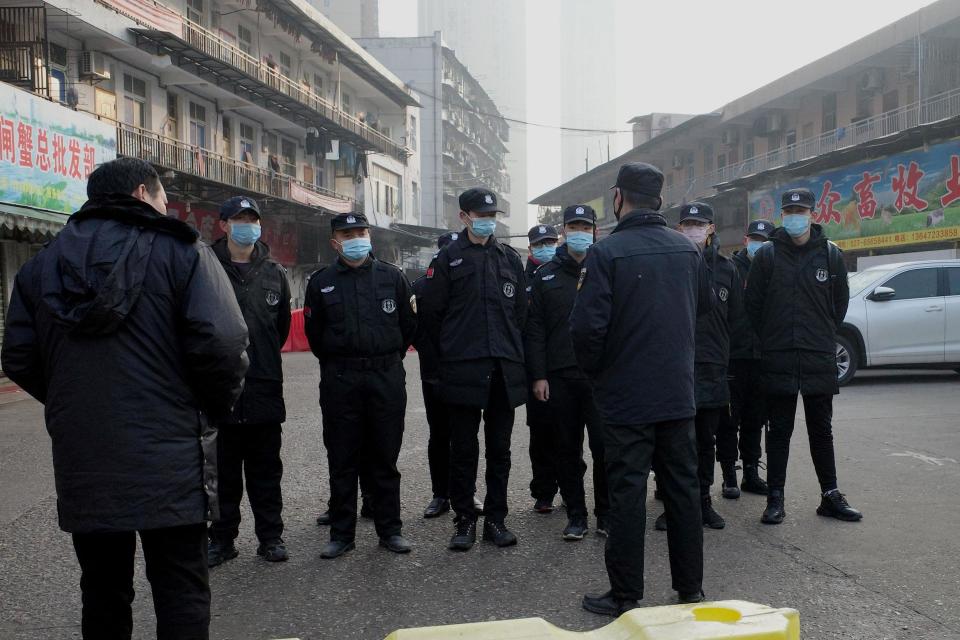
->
xmin=746 ymin=240 xmax=764 ymax=258
xmin=566 ymin=231 xmax=594 ymax=254
xmin=229 ymin=222 xmax=261 ymax=246
xmin=531 ymin=244 xmax=556 ymax=263
xmin=469 ymin=217 xmax=497 ymax=238
xmin=782 ymin=213 xmax=811 ymax=238
xmin=339 ymin=237 xmax=372 ymax=261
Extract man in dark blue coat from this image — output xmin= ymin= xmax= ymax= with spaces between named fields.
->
xmin=571 ymin=163 xmax=714 ymax=616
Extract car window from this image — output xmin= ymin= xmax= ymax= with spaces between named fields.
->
xmin=947 ymin=268 xmax=960 ymax=297
xmin=849 ymin=267 xmax=898 ymax=297
xmin=881 ymin=268 xmax=939 ymax=300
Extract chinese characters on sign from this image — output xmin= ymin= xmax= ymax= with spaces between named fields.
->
xmin=0 ymin=115 xmax=98 ymax=180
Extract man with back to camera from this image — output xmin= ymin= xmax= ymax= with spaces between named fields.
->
xmin=571 ymin=162 xmax=714 ymax=616
xmin=1 ymin=157 xmax=249 ymax=639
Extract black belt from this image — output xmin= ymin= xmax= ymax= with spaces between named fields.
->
xmin=327 ymin=352 xmax=401 ymax=371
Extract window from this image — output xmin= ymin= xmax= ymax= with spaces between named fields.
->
xmin=703 ymin=142 xmax=713 ymax=173
xmin=281 ymin=138 xmax=296 ymax=176
xmin=372 ymin=164 xmax=401 ymax=216
xmin=122 ymin=74 xmax=147 ymax=128
xmin=882 ymin=269 xmax=939 ymax=300
xmin=222 ymin=116 xmax=232 ymax=153
xmin=189 ymin=102 xmax=207 ymax=148
xmin=341 ymin=92 xmax=351 ymax=112
xmin=743 ymin=140 xmax=754 ymax=161
xmin=313 ymin=73 xmax=324 ymax=95
xmin=411 ymin=181 xmax=419 ymax=218
xmin=279 ymin=52 xmax=291 ymax=78
xmin=409 ymin=114 xmax=417 ymax=151
xmin=186 ymin=0 xmax=203 ymax=25
xmin=238 ymin=25 xmax=253 ymax=55
xmin=802 ymin=122 xmax=814 ymax=140
xmin=946 ymin=268 xmax=960 ymax=296
xmin=822 ymin=93 xmax=837 ymax=132
xmin=239 ymin=123 xmax=255 ymax=163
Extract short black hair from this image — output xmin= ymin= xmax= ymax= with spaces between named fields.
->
xmin=619 ymin=188 xmax=661 ymax=211
xmin=86 ymin=157 xmax=161 ymax=199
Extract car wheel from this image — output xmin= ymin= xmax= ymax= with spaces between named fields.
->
xmin=836 ymin=335 xmax=858 ymax=386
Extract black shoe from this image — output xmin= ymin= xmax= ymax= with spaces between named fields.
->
xmin=562 ymin=518 xmax=588 ymax=541
xmin=320 ymin=539 xmax=355 ymax=559
xmin=654 ymin=512 xmax=667 ymax=531
xmin=473 ymin=495 xmax=485 ymax=516
xmin=595 ymin=517 xmax=609 ymax=537
xmin=482 ymin=519 xmax=518 ymax=547
xmin=207 ymin=539 xmax=239 ymax=568
xmin=701 ymin=495 xmax=726 ymax=529
xmin=678 ymin=590 xmax=706 ymax=604
xmin=256 ymin=538 xmax=288 ymax=562
xmin=379 ymin=534 xmax=413 ymax=553
xmin=360 ymin=499 xmax=373 ymax=519
xmin=423 ymin=496 xmax=450 ymax=519
xmin=533 ymin=498 xmax=554 ymax=514
xmin=315 ymin=510 xmax=331 ymax=526
xmin=448 ymin=516 xmax=477 ymax=551
xmin=721 ymin=463 xmax=741 ymax=500
xmin=741 ymin=464 xmax=769 ymax=495
xmin=762 ymin=489 xmax=786 ymax=524
xmin=817 ymin=490 xmax=863 ymax=522
xmin=582 ymin=590 xmax=640 ymax=617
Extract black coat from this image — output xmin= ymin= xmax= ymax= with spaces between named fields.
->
xmin=212 ymin=238 xmax=291 ymax=425
xmin=694 ymin=242 xmax=741 ymax=408
xmin=728 ymin=248 xmax=762 ymax=361
xmin=422 ymin=230 xmax=527 ymax=409
xmin=411 ymin=274 xmax=440 ymax=384
xmin=1 ymin=196 xmax=249 ymax=533
xmin=524 ymin=244 xmax=586 ymax=380
xmin=744 ymin=225 xmax=849 ymax=396
xmin=570 ymin=210 xmax=715 ymax=426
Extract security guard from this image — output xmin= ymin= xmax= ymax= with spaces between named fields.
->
xmin=525 ymin=223 xmax=560 ymax=513
xmin=525 ymin=205 xmax=608 ymax=541
xmin=745 ymin=188 xmax=862 ymax=525
xmin=208 ymin=196 xmax=291 ymax=567
xmin=654 ymin=202 xmax=740 ymax=532
xmin=422 ymin=187 xmax=527 ymax=551
xmin=304 ymin=212 xmax=417 ymax=558
xmin=571 ymin=163 xmax=713 ymax=616
xmin=716 ymin=219 xmax=773 ymax=498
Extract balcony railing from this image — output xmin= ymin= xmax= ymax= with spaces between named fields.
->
xmin=661 ymin=86 xmax=960 ymax=206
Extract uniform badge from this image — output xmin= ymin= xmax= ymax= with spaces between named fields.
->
xmin=503 ymin=282 xmax=515 ymax=298
xmin=577 ymin=267 xmax=587 ymax=290
xmin=816 ymin=268 xmax=828 ymax=282
xmin=265 ymin=290 xmax=280 ymax=306
xmin=347 ymin=215 xmax=357 ymax=223
xmin=409 ymin=294 xmax=417 ymax=314
xmin=382 ymin=298 xmax=397 ymax=313
xmin=718 ymin=287 xmax=728 ymax=302
xmin=321 ymin=285 xmax=335 ymax=293
xmin=575 ymin=206 xmax=584 ymax=215
xmin=451 ymin=232 xmax=459 ymax=241
xmin=791 ymin=193 xmax=801 ymax=202
xmin=690 ymin=206 xmax=699 ymax=214
xmin=757 ymin=222 xmax=766 ymax=230
xmin=426 ymin=266 xmax=435 ymax=279
xmin=542 ymin=274 xmax=555 ymax=281
xmin=538 ymin=225 xmax=546 ymax=234
xmin=240 ymin=199 xmax=251 ymax=209
xmin=484 ymin=194 xmax=494 ymax=204
xmin=450 ymin=258 xmax=463 ymax=267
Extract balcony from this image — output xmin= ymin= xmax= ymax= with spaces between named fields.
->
xmin=115 ymin=121 xmax=357 ymax=213
xmin=131 ymin=20 xmax=409 ymax=163
xmin=0 ymin=6 xmax=50 ymax=98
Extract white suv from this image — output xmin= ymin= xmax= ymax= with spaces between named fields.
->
xmin=838 ymin=260 xmax=960 ymax=385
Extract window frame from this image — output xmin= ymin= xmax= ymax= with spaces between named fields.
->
xmin=879 ymin=267 xmax=941 ymax=301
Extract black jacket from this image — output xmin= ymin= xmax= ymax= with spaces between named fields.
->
xmin=744 ymin=225 xmax=849 ymax=395
xmin=524 ymin=257 xmax=542 ymax=283
xmin=422 ymin=230 xmax=527 ymax=408
xmin=728 ymin=248 xmax=762 ymax=361
xmin=570 ymin=210 xmax=715 ymax=426
xmin=1 ymin=195 xmax=249 ymax=533
xmin=411 ymin=274 xmax=440 ymax=384
xmin=303 ymin=256 xmax=416 ymax=361
xmin=212 ymin=238 xmax=291 ymax=425
xmin=524 ymin=244 xmax=586 ymax=380
xmin=694 ymin=242 xmax=741 ymax=408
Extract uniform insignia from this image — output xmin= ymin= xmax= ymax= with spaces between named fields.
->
xmin=538 ymin=225 xmax=546 ymax=234
xmin=321 ymin=285 xmax=335 ymax=293
xmin=426 ymin=266 xmax=435 ymax=279
xmin=575 ymin=206 xmax=584 ymax=215
xmin=791 ymin=193 xmax=800 ymax=202
xmin=450 ymin=258 xmax=463 ymax=267
xmin=240 ymin=199 xmax=251 ymax=209
xmin=484 ymin=195 xmax=494 ymax=204
xmin=816 ymin=268 xmax=828 ymax=282
xmin=718 ymin=287 xmax=728 ymax=302
xmin=758 ymin=223 xmax=765 ymax=230
xmin=577 ymin=267 xmax=587 ymax=290
xmin=432 ymin=251 xmax=439 ymax=259
xmin=451 ymin=232 xmax=459 ymax=240
xmin=525 ymin=285 xmax=532 ymax=293
xmin=265 ymin=290 xmax=281 ymax=306
xmin=382 ymin=298 xmax=397 ymax=313
xmin=690 ymin=206 xmax=699 ymax=214
xmin=502 ymin=282 xmax=515 ymax=298
xmin=409 ymin=294 xmax=417 ymax=314
xmin=347 ymin=215 xmax=357 ymax=223
xmin=542 ymin=274 xmax=555 ymax=281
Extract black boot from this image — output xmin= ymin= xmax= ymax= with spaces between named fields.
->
xmin=762 ymin=489 xmax=786 ymax=524
xmin=701 ymin=495 xmax=725 ymax=529
xmin=741 ymin=463 xmax=769 ymax=495
xmin=582 ymin=590 xmax=639 ymax=617
xmin=817 ymin=490 xmax=863 ymax=522
xmin=482 ymin=519 xmax=518 ymax=547
xmin=448 ymin=516 xmax=477 ymax=551
xmin=720 ymin=463 xmax=740 ymax=499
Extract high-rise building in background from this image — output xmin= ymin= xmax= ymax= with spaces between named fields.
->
xmin=309 ymin=0 xmax=380 ymax=38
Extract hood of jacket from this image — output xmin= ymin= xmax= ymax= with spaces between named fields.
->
xmin=769 ymin=223 xmax=828 ymax=251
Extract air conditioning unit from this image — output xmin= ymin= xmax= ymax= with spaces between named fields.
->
xmin=671 ymin=154 xmax=684 ymax=170
xmin=721 ymin=129 xmax=738 ymax=146
xmin=79 ymin=51 xmax=110 ymax=81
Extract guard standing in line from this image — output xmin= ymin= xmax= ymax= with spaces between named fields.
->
xmin=422 ymin=187 xmax=527 ymax=551
xmin=653 ymin=202 xmax=739 ymax=532
xmin=208 ymin=196 xmax=292 ymax=567
xmin=745 ymin=188 xmax=862 ymax=525
xmin=525 ymin=205 xmax=608 ymax=542
xmin=716 ymin=219 xmax=773 ymax=499
xmin=304 ymin=212 xmax=417 ymax=558
xmin=525 ymin=223 xmax=560 ymax=513
xmin=571 ymin=163 xmax=713 ymax=616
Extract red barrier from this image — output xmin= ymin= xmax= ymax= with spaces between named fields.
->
xmin=282 ymin=308 xmax=311 ymax=353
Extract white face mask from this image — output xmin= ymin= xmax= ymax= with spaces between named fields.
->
xmin=681 ymin=226 xmax=708 ymax=246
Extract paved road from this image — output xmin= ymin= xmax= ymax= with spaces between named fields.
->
xmin=1 ymin=353 xmax=959 ymax=639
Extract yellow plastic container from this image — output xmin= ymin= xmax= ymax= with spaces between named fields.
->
xmin=384 ymin=600 xmax=799 ymax=640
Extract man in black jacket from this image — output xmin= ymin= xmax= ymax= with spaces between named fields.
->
xmin=304 ymin=212 xmax=417 ymax=559
xmin=1 ymin=157 xmax=249 ymax=640
xmin=207 ymin=196 xmax=291 ymax=567
xmin=745 ymin=188 xmax=862 ymax=525
xmin=526 ymin=204 xmax=608 ymax=541
xmin=422 ymin=187 xmax=527 ymax=551
xmin=716 ymin=219 xmax=773 ymax=499
xmin=571 ymin=163 xmax=714 ymax=616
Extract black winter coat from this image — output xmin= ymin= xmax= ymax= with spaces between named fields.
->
xmin=525 ymin=244 xmax=586 ymax=380
xmin=1 ymin=196 xmax=249 ymax=533
xmin=422 ymin=230 xmax=527 ymax=409
xmin=728 ymin=249 xmax=762 ymax=361
xmin=744 ymin=225 xmax=849 ymax=396
xmin=411 ymin=274 xmax=441 ymax=384
xmin=570 ymin=210 xmax=715 ymax=426
xmin=694 ymin=242 xmax=741 ymax=408
xmin=212 ymin=238 xmax=291 ymax=425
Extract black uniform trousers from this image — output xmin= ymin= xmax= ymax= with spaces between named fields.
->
xmin=448 ymin=364 xmax=514 ymax=523
xmin=209 ymin=422 xmax=284 ymax=544
xmin=716 ymin=359 xmax=765 ymax=466
xmin=695 ymin=407 xmax=725 ymax=496
xmin=527 ymin=387 xmax=558 ymax=502
xmin=321 ymin=360 xmax=405 ymax=541
xmin=766 ymin=393 xmax=838 ymax=493
xmin=423 ymin=380 xmax=452 ymax=499
xmin=604 ymin=418 xmax=702 ymax=601
xmin=71 ymin=523 xmax=209 ymax=640
xmin=548 ymin=376 xmax=608 ymax=520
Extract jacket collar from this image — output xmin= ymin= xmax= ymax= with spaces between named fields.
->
xmin=552 ymin=243 xmax=583 ymax=275
xmin=72 ymin=194 xmax=199 ymax=242
xmin=611 ymin=209 xmax=667 ymax=234
xmin=456 ymin=226 xmax=505 ymax=253
xmin=212 ymin=236 xmax=271 ymax=267
xmin=770 ymin=223 xmax=828 ymax=251
xmin=336 ymin=255 xmax=375 ymax=272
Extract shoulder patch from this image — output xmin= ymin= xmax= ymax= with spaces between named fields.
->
xmin=541 ymin=273 xmax=556 ymax=281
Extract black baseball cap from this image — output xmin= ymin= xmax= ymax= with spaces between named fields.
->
xmin=330 ymin=212 xmax=370 ymax=233
xmin=610 ymin=162 xmax=664 ymax=198
xmin=528 ymin=224 xmax=559 ymax=244
xmin=220 ymin=196 xmax=261 ymax=221
xmin=679 ymin=202 xmax=714 ymax=224
xmin=781 ymin=188 xmax=816 ymax=210
xmin=437 ymin=231 xmax=459 ymax=249
xmin=563 ymin=204 xmax=597 ymax=226
xmin=746 ymin=219 xmax=773 ymax=239
xmin=459 ymin=187 xmax=502 ymax=214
